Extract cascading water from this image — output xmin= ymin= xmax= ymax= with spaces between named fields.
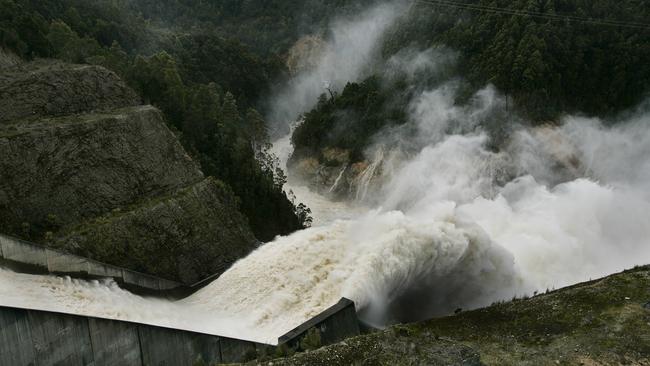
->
xmin=354 ymin=148 xmax=384 ymax=201
xmin=328 ymin=165 xmax=348 ymax=193
xmin=1 ymin=0 xmax=650 ymax=347
xmin=184 ymin=98 xmax=650 ymax=330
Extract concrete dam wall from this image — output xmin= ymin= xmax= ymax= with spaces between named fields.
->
xmin=0 ymin=299 xmax=359 ymax=365
xmin=0 ymin=234 xmax=184 ymax=295
xmin=1 ymin=305 xmax=262 ymax=365
xmin=0 ymin=234 xmax=361 ymax=365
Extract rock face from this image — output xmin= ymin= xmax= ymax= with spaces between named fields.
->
xmin=0 ymin=59 xmax=257 ymax=283
xmin=54 ymin=178 xmax=256 ymax=284
xmin=0 ymin=61 xmax=139 ymax=123
xmin=289 ymin=148 xmax=377 ymax=201
xmin=285 ymin=35 xmax=327 ymax=75
xmin=0 ymin=105 xmax=204 ymax=236
xmin=0 ymin=48 xmax=21 ymax=70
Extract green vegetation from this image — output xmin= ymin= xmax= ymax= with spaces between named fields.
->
xmin=294 ymin=0 xmax=650 ymax=162
xmin=251 ymin=266 xmax=650 ymax=365
xmin=292 ymin=76 xmax=410 ymax=163
xmin=53 ymin=178 xmax=259 ymax=283
xmin=118 ymin=0 xmax=376 ymax=56
xmin=386 ymin=0 xmax=650 ymax=121
xmin=0 ymin=0 xmax=323 ymax=240
xmin=2 ymin=0 xmax=649 ymax=235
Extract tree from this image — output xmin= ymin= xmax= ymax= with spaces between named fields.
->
xmin=245 ymin=108 xmax=269 ymax=151
xmin=184 ymin=83 xmax=222 ymax=145
xmin=131 ymin=52 xmax=186 ymax=128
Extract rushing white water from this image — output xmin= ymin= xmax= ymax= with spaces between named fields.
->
xmin=184 ymin=104 xmax=650 ymax=332
xmin=328 ymin=166 xmax=348 ymax=193
xmin=1 ymin=0 xmax=650 ymax=347
xmin=0 ymin=267 xmax=266 ymax=341
xmin=4 ymin=109 xmax=648 ymax=343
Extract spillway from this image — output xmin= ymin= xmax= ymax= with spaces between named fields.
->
xmin=3 ymin=113 xmax=650 ymax=348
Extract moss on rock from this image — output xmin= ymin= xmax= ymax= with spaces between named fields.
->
xmin=54 ymin=177 xmax=257 ymax=284
xmin=255 ymin=266 xmax=650 ymax=365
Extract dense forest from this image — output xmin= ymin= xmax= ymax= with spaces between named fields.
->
xmin=2 ymin=0 xmax=649 ymax=231
xmin=391 ymin=0 xmax=650 ymax=120
xmin=292 ymin=0 xmax=650 ymax=163
xmin=0 ymin=0 xmax=339 ymax=240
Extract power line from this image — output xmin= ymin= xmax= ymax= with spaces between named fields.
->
xmin=414 ymin=0 xmax=650 ymax=30
xmin=415 ymin=0 xmax=650 ymax=29
xmin=415 ymin=0 xmax=650 ymax=27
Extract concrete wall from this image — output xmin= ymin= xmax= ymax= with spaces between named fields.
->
xmin=0 ymin=235 xmax=363 ymax=364
xmin=0 ymin=299 xmax=361 ymax=365
xmin=0 ymin=234 xmax=183 ymax=295
xmin=0 ymin=306 xmax=268 ymax=365
xmin=278 ymin=298 xmax=361 ymax=348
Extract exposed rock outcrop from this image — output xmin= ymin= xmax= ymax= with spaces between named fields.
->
xmin=0 ymin=60 xmax=139 ymax=123
xmin=285 ymin=35 xmax=327 ymax=75
xmin=0 ymin=105 xmax=203 ymax=235
xmin=54 ymin=178 xmax=257 ymax=284
xmin=0 ymin=59 xmax=257 ymax=282
xmin=289 ymin=148 xmax=378 ymax=201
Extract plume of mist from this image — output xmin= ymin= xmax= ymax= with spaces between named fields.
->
xmin=384 ymin=46 xmax=458 ymax=83
xmin=2 ymin=1 xmax=649 ymax=344
xmin=256 ymin=42 xmax=650 ymax=327
xmin=346 ymin=45 xmax=650 ymax=324
xmin=266 ymin=1 xmax=408 ymax=136
xmin=200 ymin=29 xmax=650 ymax=331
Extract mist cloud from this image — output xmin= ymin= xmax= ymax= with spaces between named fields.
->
xmin=266 ymin=1 xmax=408 ymax=136
xmin=3 ymin=0 xmax=648 ymax=343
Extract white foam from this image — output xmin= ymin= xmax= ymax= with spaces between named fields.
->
xmin=1 ymin=0 xmax=649 ymax=345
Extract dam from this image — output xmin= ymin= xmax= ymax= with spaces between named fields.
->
xmin=0 ymin=234 xmax=361 ymax=365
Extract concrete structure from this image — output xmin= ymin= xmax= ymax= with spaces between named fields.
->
xmin=0 ymin=234 xmax=362 ymax=364
xmin=0 ymin=306 xmax=264 ymax=365
xmin=278 ymin=298 xmax=361 ymax=348
xmin=0 ymin=234 xmax=184 ymax=295
xmin=0 ymin=298 xmax=361 ymax=365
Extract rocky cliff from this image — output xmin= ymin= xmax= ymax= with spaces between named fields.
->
xmin=289 ymin=147 xmax=379 ymax=201
xmin=0 ymin=60 xmax=257 ymax=283
xmin=0 ymin=60 xmax=139 ymax=123
xmin=0 ymin=105 xmax=203 ymax=234
xmin=54 ymin=178 xmax=256 ymax=284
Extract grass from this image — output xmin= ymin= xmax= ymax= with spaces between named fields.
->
xmin=248 ymin=265 xmax=650 ymax=366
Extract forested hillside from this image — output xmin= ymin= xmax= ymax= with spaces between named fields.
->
xmin=122 ymin=0 xmax=376 ymax=56
xmin=2 ymin=0 xmax=649 ymax=234
xmin=0 ymin=0 xmax=331 ymax=240
xmin=389 ymin=0 xmax=650 ymax=120
xmin=293 ymin=0 xmax=650 ymax=164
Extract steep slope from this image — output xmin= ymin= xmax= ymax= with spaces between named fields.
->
xmin=0 ymin=105 xmax=203 ymax=235
xmin=54 ymin=178 xmax=256 ymax=284
xmin=258 ymin=266 xmax=650 ymax=365
xmin=0 ymin=60 xmax=139 ymax=122
xmin=0 ymin=60 xmax=257 ymax=283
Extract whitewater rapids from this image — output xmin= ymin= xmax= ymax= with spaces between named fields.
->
xmin=1 ymin=0 xmax=650 ymax=345
xmin=184 ymin=111 xmax=650 ymax=330
xmin=2 ymin=115 xmax=650 ymax=344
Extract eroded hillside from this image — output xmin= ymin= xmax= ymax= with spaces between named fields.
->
xmin=0 ymin=59 xmax=257 ymax=283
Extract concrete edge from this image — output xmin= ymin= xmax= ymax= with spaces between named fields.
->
xmin=0 ymin=305 xmax=269 ymax=364
xmin=277 ymin=298 xmax=360 ymax=346
xmin=0 ymin=233 xmax=185 ymax=295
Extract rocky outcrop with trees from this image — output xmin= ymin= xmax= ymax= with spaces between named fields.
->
xmin=0 ymin=59 xmax=258 ymax=283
